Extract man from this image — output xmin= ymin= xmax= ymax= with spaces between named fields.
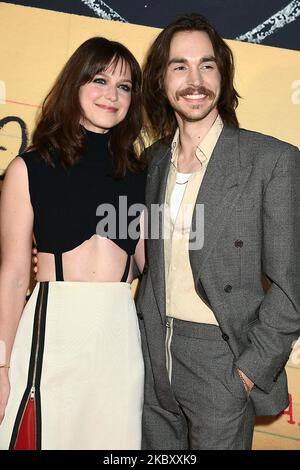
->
xmin=136 ymin=13 xmax=300 ymax=450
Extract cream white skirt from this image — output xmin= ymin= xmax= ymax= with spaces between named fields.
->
xmin=0 ymin=282 xmax=144 ymax=450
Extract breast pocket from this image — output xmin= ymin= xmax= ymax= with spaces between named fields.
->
xmin=235 ymin=196 xmax=255 ymax=212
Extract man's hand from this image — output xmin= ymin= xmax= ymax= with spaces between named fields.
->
xmin=32 ymin=247 xmax=38 ymax=274
xmin=237 ymin=368 xmax=254 ymax=396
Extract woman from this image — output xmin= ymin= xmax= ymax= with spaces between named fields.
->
xmin=0 ymin=37 xmax=146 ymax=450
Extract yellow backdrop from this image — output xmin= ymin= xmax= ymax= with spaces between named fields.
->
xmin=1 ymin=2 xmax=300 ymax=449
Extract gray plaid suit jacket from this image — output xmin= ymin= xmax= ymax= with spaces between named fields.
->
xmin=136 ymin=125 xmax=300 ymax=416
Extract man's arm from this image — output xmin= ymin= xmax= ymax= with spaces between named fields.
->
xmin=236 ymin=145 xmax=300 ymax=393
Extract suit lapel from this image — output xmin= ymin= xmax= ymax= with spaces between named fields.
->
xmin=189 ymin=126 xmax=253 ymax=282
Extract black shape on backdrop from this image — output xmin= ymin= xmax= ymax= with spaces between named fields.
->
xmin=2 ymin=0 xmax=300 ymax=51
xmin=0 ymin=116 xmax=28 ymax=154
xmin=0 ymin=116 xmax=28 ymax=180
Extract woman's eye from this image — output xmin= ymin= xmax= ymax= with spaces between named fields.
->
xmin=119 ymin=84 xmax=131 ymax=93
xmin=93 ymin=77 xmax=106 ymax=84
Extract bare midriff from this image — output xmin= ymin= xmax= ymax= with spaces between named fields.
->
xmin=36 ymin=235 xmax=133 ymax=283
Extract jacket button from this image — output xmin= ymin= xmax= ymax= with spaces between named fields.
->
xmin=234 ymin=240 xmax=243 ymax=248
xmin=224 ymin=284 xmax=232 ymax=293
xmin=222 ymin=333 xmax=229 ymax=341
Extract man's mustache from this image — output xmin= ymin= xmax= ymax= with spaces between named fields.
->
xmin=176 ymin=86 xmax=215 ymax=101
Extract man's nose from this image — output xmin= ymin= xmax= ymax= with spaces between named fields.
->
xmin=187 ymin=67 xmax=203 ymax=87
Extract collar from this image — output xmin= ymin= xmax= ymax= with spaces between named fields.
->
xmin=171 ymin=115 xmax=224 ymax=168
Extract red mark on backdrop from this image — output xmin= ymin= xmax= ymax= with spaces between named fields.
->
xmin=280 ymin=393 xmax=296 ymax=425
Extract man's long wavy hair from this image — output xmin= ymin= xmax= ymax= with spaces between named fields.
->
xmin=142 ymin=14 xmax=240 ymax=140
xmin=31 ymin=37 xmax=145 ymax=178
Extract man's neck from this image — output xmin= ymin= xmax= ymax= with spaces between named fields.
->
xmin=175 ymin=110 xmax=218 ymax=172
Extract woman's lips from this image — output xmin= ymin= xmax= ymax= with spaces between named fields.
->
xmin=95 ymin=104 xmax=118 ymax=112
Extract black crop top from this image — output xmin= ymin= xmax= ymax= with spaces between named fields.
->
xmin=20 ymin=129 xmax=146 ymax=279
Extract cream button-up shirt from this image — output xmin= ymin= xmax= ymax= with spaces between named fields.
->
xmin=164 ymin=115 xmax=223 ymax=324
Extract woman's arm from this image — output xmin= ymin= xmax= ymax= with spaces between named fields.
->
xmin=0 ymin=157 xmax=33 ymax=423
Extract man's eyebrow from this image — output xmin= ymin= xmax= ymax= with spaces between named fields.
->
xmin=167 ymin=57 xmax=188 ymax=66
xmin=200 ymin=55 xmax=216 ymax=63
xmin=167 ymin=55 xmax=217 ymax=66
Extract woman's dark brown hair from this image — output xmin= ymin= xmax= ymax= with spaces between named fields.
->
xmin=143 ymin=13 xmax=240 ymax=140
xmin=31 ymin=37 xmax=145 ymax=177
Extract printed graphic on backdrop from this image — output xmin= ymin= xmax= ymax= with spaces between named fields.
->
xmin=2 ymin=0 xmax=300 ymax=50
xmin=0 ymin=116 xmax=28 ymax=178
xmin=1 ymin=1 xmax=300 ymax=449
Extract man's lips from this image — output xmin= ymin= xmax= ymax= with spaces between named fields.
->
xmin=176 ymin=87 xmax=215 ymax=102
xmin=183 ymin=94 xmax=207 ymax=101
xmin=95 ymin=103 xmax=118 ymax=112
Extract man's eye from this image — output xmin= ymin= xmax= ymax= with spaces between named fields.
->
xmin=174 ymin=66 xmax=186 ymax=71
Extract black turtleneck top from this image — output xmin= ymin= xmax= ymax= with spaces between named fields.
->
xmin=20 ymin=130 xmax=146 ymax=259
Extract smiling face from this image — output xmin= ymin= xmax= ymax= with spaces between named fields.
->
xmin=79 ymin=58 xmax=132 ymax=133
xmin=164 ymin=30 xmax=221 ymax=126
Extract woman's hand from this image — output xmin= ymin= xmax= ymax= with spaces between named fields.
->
xmin=0 ymin=370 xmax=10 ymax=425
